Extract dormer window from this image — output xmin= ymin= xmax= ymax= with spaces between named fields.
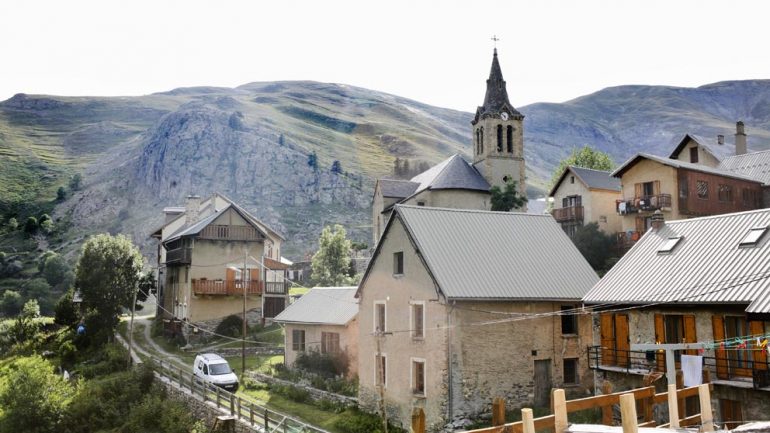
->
xmin=657 ymin=236 xmax=683 ymax=254
xmin=739 ymin=227 xmax=768 ymax=248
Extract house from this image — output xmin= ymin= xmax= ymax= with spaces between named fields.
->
xmin=372 ymin=48 xmax=528 ymax=245
xmin=611 ymin=153 xmax=763 ymax=249
xmin=151 ymin=193 xmax=290 ymax=336
xmin=583 ymin=209 xmax=770 ymax=428
xmin=356 ymin=205 xmax=599 ymax=431
xmin=548 ymin=166 xmax=622 ymax=236
xmin=273 ymin=286 xmax=358 ymax=378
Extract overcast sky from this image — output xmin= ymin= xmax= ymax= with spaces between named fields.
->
xmin=2 ymin=0 xmax=769 ymax=111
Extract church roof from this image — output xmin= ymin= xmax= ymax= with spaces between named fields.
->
xmin=472 ymin=49 xmax=523 ymax=125
xmin=409 ymin=154 xmax=490 ymax=193
xmin=378 ymin=179 xmax=420 ymax=199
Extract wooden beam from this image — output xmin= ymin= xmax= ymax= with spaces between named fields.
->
xmin=522 ymin=408 xmax=535 ymax=433
xmin=619 ymin=394 xmax=638 ymax=433
xmin=667 ymin=384 xmax=680 ymax=429
xmin=699 ymin=384 xmax=714 ymax=432
xmin=553 ymin=389 xmax=568 ymax=433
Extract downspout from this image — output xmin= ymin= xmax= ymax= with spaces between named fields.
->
xmin=447 ymin=300 xmax=456 ymax=422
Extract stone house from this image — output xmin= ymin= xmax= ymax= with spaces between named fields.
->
xmin=356 ymin=205 xmax=599 ymax=431
xmin=152 ymin=193 xmax=289 ymax=335
xmin=583 ymin=208 xmax=770 ymax=428
xmin=549 ymin=166 xmax=622 ymax=237
xmin=274 ymin=286 xmax=358 ymax=378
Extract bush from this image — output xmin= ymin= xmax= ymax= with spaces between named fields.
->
xmin=294 ymin=349 xmax=349 ymax=378
xmin=334 ymin=408 xmax=405 ymax=433
xmin=59 ymin=340 xmax=77 ymax=367
xmin=77 ymin=343 xmax=129 ymax=378
xmin=269 ymin=383 xmax=310 ymax=403
xmin=24 ymin=216 xmax=38 ymax=234
xmin=215 ymin=314 xmax=243 ymax=338
xmin=0 ymin=290 xmax=23 ymax=316
xmin=54 ymin=290 xmax=79 ymax=327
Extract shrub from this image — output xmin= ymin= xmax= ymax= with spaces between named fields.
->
xmin=0 ymin=290 xmax=23 ymax=316
xmin=57 ymin=187 xmax=67 ymax=201
xmin=77 ymin=343 xmax=129 ymax=378
xmin=59 ymin=340 xmax=77 ymax=367
xmin=269 ymin=383 xmax=310 ymax=403
xmin=334 ymin=408 xmax=405 ymax=433
xmin=24 ymin=216 xmax=38 ymax=234
xmin=215 ymin=314 xmax=243 ymax=338
xmin=54 ymin=290 xmax=79 ymax=327
xmin=294 ymin=349 xmax=349 ymax=378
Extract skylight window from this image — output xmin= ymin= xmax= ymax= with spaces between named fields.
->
xmin=739 ymin=227 xmax=768 ymax=247
xmin=657 ymin=236 xmax=683 ymax=254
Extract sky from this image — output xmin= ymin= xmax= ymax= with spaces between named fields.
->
xmin=2 ymin=0 xmax=770 ymax=111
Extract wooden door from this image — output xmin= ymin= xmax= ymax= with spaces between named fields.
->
xmin=615 ymin=314 xmax=630 ymax=367
xmin=600 ymin=313 xmax=616 ymax=366
xmin=533 ymin=359 xmax=552 ymax=408
xmin=712 ymin=315 xmax=728 ymax=379
xmin=720 ymin=399 xmax=743 ymax=430
xmin=263 ymin=297 xmax=286 ymax=318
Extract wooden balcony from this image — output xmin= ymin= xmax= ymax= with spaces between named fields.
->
xmin=264 ymin=281 xmax=289 ymax=295
xmin=192 ymin=279 xmax=263 ymax=296
xmin=617 ymin=194 xmax=672 ymax=214
xmin=199 ymin=225 xmax=265 ymax=241
xmin=552 ymin=205 xmax=584 ymax=223
xmin=165 ymin=247 xmax=192 ymax=264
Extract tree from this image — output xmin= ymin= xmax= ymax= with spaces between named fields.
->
xmin=490 ymin=179 xmax=527 ymax=211
xmin=42 ymin=253 xmax=70 ymax=287
xmin=307 ymin=151 xmax=318 ymax=171
xmin=571 ymin=222 xmax=617 ymax=274
xmin=311 ymin=225 xmax=352 ymax=286
xmin=331 ymin=160 xmax=342 ymax=174
xmin=136 ymin=271 xmax=155 ymax=307
xmin=7 ymin=218 xmax=18 ymax=231
xmin=0 ymin=356 xmax=74 ymax=433
xmin=54 ymin=289 xmax=78 ymax=327
xmin=56 ymin=186 xmax=66 ymax=201
xmin=0 ymin=290 xmax=23 ymax=316
xmin=9 ymin=299 xmax=41 ymax=344
xmin=24 ymin=216 xmax=38 ymax=234
xmin=75 ymin=234 xmax=143 ymax=344
xmin=69 ymin=173 xmax=82 ymax=191
xmin=551 ymin=145 xmax=615 ymax=187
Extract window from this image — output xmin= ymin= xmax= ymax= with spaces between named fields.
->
xmin=657 ymin=236 xmax=683 ymax=254
xmin=570 ymin=176 xmax=575 ymax=184
xmin=696 ymin=180 xmax=709 ymax=199
xmin=718 ymin=184 xmax=733 ymax=202
xmin=411 ymin=359 xmax=426 ymax=395
xmin=724 ymin=316 xmax=752 ymax=376
xmin=563 ymin=358 xmax=578 ymax=385
xmin=375 ymin=354 xmax=387 ymax=387
xmin=292 ymin=329 xmax=305 ymax=351
xmin=374 ymin=301 xmax=386 ymax=333
xmin=690 ymin=147 xmax=699 ymax=163
xmin=560 ymin=305 xmax=577 ymax=335
xmin=739 ymin=227 xmax=767 ymax=247
xmin=655 ymin=314 xmax=696 ymax=364
xmin=506 ymin=125 xmax=513 ymax=153
xmin=475 ymin=129 xmax=480 ymax=154
xmin=642 ymin=181 xmax=655 ymax=197
xmin=479 ymin=127 xmax=483 ymax=153
xmin=321 ymin=332 xmax=340 ymax=354
xmin=411 ymin=302 xmax=425 ymax=339
xmin=497 ymin=125 xmax=503 ymax=152
xmin=417 ymin=201 xmax=425 ymax=206
xmin=393 ymin=252 xmax=404 ymax=275
xmin=679 ymin=179 xmax=689 ymax=199
xmin=742 ymin=188 xmax=760 ymax=207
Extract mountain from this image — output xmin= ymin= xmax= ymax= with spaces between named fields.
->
xmin=2 ymin=80 xmax=770 ymax=259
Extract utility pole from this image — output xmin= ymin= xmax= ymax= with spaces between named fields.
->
xmin=242 ymin=252 xmax=248 ymax=374
xmin=127 ymin=285 xmax=138 ymax=367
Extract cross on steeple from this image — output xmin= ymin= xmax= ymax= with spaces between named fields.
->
xmin=491 ymin=35 xmax=500 ymax=49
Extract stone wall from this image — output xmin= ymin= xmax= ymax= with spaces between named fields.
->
xmin=160 ymin=378 xmax=259 ymax=433
xmin=247 ymin=371 xmax=358 ymax=407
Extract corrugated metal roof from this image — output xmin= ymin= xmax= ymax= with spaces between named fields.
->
xmin=719 ymin=150 xmax=770 ymax=186
xmin=410 ymin=154 xmax=490 ymax=193
xmin=669 ymin=134 xmax=733 ymax=162
xmin=612 ymin=153 xmax=761 ymax=183
xmin=379 ymin=179 xmax=419 ymax=198
xmin=584 ymin=208 xmax=770 ymax=313
xmin=571 ymin=166 xmax=621 ymax=192
xmin=165 ymin=205 xmax=230 ymax=241
xmin=273 ymin=287 xmax=358 ymax=325
xmin=397 ymin=206 xmax=599 ymax=300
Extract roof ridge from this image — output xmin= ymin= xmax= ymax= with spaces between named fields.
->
xmin=723 ymin=148 xmax=770 ymax=159
xmin=569 ymin=165 xmax=613 ymax=174
xmin=666 ymin=207 xmax=770 ymax=225
xmin=396 ymin=204 xmax=545 ymax=217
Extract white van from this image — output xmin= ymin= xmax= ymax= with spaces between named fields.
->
xmin=193 ymin=353 xmax=239 ymax=392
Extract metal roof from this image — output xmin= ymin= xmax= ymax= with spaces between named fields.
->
xmin=719 ymin=150 xmax=770 ymax=186
xmin=612 ymin=153 xmax=761 ymax=183
xmin=396 ymin=206 xmax=598 ymax=300
xmin=549 ymin=166 xmax=620 ymax=196
xmin=668 ymin=134 xmax=734 ymax=162
xmin=378 ymin=179 xmax=419 ymax=198
xmin=273 ymin=287 xmax=358 ymax=325
xmin=409 ymin=154 xmax=490 ymax=193
xmin=584 ymin=208 xmax=770 ymax=313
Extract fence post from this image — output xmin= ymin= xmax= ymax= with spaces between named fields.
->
xmin=601 ymin=381 xmax=613 ymax=425
xmin=230 ymin=394 xmax=235 ymax=416
xmin=411 ymin=407 xmax=425 ymax=433
xmin=619 ymin=393 xmax=638 ymax=433
xmin=553 ymin=389 xmax=567 ymax=433
xmin=492 ymin=397 xmax=506 ymax=426
xmin=264 ymin=409 xmax=269 ymax=431
xmin=249 ymin=403 xmax=254 ymax=425
xmin=676 ymin=370 xmax=685 ymax=416
xmin=216 ymin=386 xmax=221 ymax=408
xmin=667 ymin=383 xmax=680 ymax=428
xmin=699 ymin=384 xmax=714 ymax=432
xmin=522 ymin=408 xmax=535 ymax=433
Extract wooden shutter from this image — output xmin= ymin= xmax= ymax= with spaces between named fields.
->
xmin=615 ymin=314 xmax=630 ymax=367
xmin=226 ymin=268 xmax=236 ymax=281
xmin=655 ymin=314 xmax=666 ymax=372
xmin=634 ymin=183 xmax=643 ymax=199
xmin=684 ymin=315 xmax=697 ymax=355
xmin=712 ymin=315 xmax=728 ymax=379
xmin=600 ymin=313 xmax=616 ymax=366
xmin=750 ymin=321 xmax=767 ymax=371
xmin=653 ymin=180 xmax=661 ymax=196
xmin=250 ymin=268 xmax=260 ymax=281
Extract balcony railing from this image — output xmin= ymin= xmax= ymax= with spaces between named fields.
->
xmin=264 ymin=281 xmax=289 ymax=295
xmin=587 ymin=346 xmax=770 ymax=389
xmin=192 ymin=279 xmax=263 ymax=296
xmin=199 ymin=225 xmax=264 ymax=241
xmin=552 ymin=205 xmax=584 ymax=223
xmin=165 ymin=247 xmax=192 ymax=264
xmin=617 ymin=194 xmax=673 ymax=214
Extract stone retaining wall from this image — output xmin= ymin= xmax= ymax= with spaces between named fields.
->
xmin=247 ymin=371 xmax=358 ymax=407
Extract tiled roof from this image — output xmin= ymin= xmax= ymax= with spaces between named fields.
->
xmin=584 ymin=208 xmax=770 ymax=313
xmin=378 ymin=179 xmax=419 ymax=198
xmin=719 ymin=150 xmax=770 ymax=186
xmin=273 ymin=287 xmax=358 ymax=325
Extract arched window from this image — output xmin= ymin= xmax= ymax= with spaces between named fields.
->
xmin=497 ymin=125 xmax=503 ymax=152
xmin=507 ymin=125 xmax=513 ymax=153
xmin=480 ymin=127 xmax=484 ymax=153
xmin=476 ymin=129 xmax=480 ymax=154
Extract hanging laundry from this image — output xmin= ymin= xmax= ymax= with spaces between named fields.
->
xmin=681 ymin=355 xmax=703 ymax=387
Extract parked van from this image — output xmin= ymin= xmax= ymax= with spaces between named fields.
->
xmin=193 ymin=353 xmax=239 ymax=392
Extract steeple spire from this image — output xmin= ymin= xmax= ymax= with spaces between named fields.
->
xmin=472 ymin=49 xmax=522 ymax=125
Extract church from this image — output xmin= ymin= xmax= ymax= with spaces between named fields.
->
xmin=357 ymin=50 xmax=598 ymax=431
xmin=371 ymin=48 xmax=527 ymax=245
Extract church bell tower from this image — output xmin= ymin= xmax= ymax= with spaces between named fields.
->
xmin=471 ymin=48 xmax=526 ymax=206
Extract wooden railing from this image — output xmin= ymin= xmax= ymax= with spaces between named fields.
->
xmin=165 ymin=247 xmax=192 ymax=264
xmin=617 ymin=194 xmax=672 ymax=214
xmin=199 ymin=225 xmax=264 ymax=241
xmin=192 ymin=279 xmax=262 ymax=296
xmin=552 ymin=206 xmax=584 ymax=223
xmin=264 ymin=281 xmax=288 ymax=295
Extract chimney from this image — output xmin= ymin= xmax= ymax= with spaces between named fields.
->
xmin=735 ymin=121 xmax=747 ymax=155
xmin=717 ymin=135 xmax=724 ymax=145
xmin=651 ymin=210 xmax=665 ymax=231
xmin=185 ymin=195 xmax=201 ymax=226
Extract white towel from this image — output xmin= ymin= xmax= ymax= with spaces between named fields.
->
xmin=681 ymin=355 xmax=703 ymax=387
